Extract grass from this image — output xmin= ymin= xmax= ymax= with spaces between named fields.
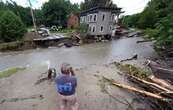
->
xmin=0 ymin=67 xmax=26 ymax=78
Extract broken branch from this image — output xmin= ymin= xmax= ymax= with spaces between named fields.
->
xmin=129 ymin=75 xmax=171 ymax=92
xmin=149 ymin=75 xmax=173 ymax=91
xmin=102 ymin=76 xmax=169 ymax=102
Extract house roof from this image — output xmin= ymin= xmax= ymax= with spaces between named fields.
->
xmin=80 ymin=6 xmax=124 ymax=16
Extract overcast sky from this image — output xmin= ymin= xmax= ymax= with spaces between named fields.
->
xmin=3 ymin=0 xmax=150 ymax=15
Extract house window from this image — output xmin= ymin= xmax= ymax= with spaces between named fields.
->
xmin=94 ymin=14 xmax=97 ymax=21
xmin=89 ymin=26 xmax=92 ymax=32
xmin=83 ymin=17 xmax=85 ymax=22
xmin=80 ymin=17 xmax=83 ymax=23
xmin=93 ymin=26 xmax=96 ymax=32
xmin=110 ymin=26 xmax=112 ymax=30
xmin=90 ymin=15 xmax=92 ymax=22
xmin=101 ymin=26 xmax=104 ymax=32
xmin=102 ymin=14 xmax=105 ymax=21
xmin=112 ymin=14 xmax=115 ymax=21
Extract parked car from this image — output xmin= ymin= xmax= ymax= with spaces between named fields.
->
xmin=37 ymin=28 xmax=50 ymax=37
xmin=31 ymin=27 xmax=50 ymax=37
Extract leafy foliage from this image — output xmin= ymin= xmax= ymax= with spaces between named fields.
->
xmin=0 ymin=1 xmax=33 ymax=26
xmin=0 ymin=0 xmax=80 ymax=28
xmin=0 ymin=10 xmax=26 ymax=42
xmin=116 ymin=63 xmax=151 ymax=79
xmin=120 ymin=0 xmax=173 ymax=47
xmin=155 ymin=15 xmax=173 ymax=46
xmin=42 ymin=0 xmax=80 ymax=27
xmin=120 ymin=14 xmax=140 ymax=28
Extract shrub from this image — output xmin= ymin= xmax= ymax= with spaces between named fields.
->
xmin=0 ymin=10 xmax=26 ymax=42
xmin=154 ymin=15 xmax=173 ymax=46
xmin=144 ymin=28 xmax=159 ymax=39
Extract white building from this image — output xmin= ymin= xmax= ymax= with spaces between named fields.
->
xmin=80 ymin=6 xmax=123 ymax=37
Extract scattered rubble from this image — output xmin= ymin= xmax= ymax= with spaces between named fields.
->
xmin=35 ymin=68 xmax=56 ymax=85
xmin=113 ymin=61 xmax=173 ymax=110
xmin=128 ymin=31 xmax=142 ymax=38
xmin=136 ymin=39 xmax=153 ymax=43
xmin=146 ymin=60 xmax=173 ymax=83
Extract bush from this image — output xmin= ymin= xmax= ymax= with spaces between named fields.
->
xmin=0 ymin=10 xmax=26 ymax=42
xmin=154 ymin=15 xmax=173 ymax=46
xmin=144 ymin=28 xmax=159 ymax=39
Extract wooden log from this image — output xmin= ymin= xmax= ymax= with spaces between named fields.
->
xmin=129 ymin=75 xmax=171 ymax=92
xmin=120 ymin=54 xmax=138 ymax=62
xmin=102 ymin=76 xmax=169 ymax=102
xmin=149 ymin=75 xmax=173 ymax=91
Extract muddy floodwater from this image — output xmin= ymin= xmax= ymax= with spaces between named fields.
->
xmin=0 ymin=37 xmax=158 ymax=110
xmin=0 ymin=37 xmax=157 ymax=71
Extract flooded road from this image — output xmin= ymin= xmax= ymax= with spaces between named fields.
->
xmin=0 ymin=37 xmax=158 ymax=110
xmin=0 ymin=37 xmax=157 ymax=71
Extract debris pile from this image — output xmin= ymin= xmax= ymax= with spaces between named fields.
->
xmin=101 ymin=61 xmax=173 ymax=110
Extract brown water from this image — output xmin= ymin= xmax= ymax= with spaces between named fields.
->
xmin=0 ymin=37 xmax=157 ymax=71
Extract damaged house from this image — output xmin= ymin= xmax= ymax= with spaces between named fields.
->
xmin=80 ymin=6 xmax=123 ymax=38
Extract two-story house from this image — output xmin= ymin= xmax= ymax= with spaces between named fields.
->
xmin=80 ymin=6 xmax=123 ymax=37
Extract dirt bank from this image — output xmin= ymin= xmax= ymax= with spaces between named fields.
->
xmin=0 ymin=62 xmax=151 ymax=110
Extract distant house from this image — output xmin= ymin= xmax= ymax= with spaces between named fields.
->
xmin=80 ymin=6 xmax=123 ymax=37
xmin=67 ymin=14 xmax=79 ymax=29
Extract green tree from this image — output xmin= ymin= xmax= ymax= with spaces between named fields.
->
xmin=0 ymin=10 xmax=26 ymax=42
xmin=120 ymin=0 xmax=173 ymax=47
xmin=0 ymin=1 xmax=33 ymax=26
xmin=35 ymin=9 xmax=44 ymax=26
xmin=154 ymin=15 xmax=173 ymax=46
xmin=42 ymin=0 xmax=80 ymax=27
xmin=120 ymin=14 xmax=140 ymax=28
xmin=137 ymin=9 xmax=157 ymax=29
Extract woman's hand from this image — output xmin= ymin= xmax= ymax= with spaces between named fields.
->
xmin=70 ymin=67 xmax=75 ymax=76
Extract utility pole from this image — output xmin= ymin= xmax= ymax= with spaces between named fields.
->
xmin=28 ymin=0 xmax=37 ymax=33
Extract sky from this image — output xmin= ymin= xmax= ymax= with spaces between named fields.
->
xmin=3 ymin=0 xmax=150 ymax=15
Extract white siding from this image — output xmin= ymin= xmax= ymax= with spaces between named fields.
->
xmin=80 ymin=10 xmax=119 ymax=35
